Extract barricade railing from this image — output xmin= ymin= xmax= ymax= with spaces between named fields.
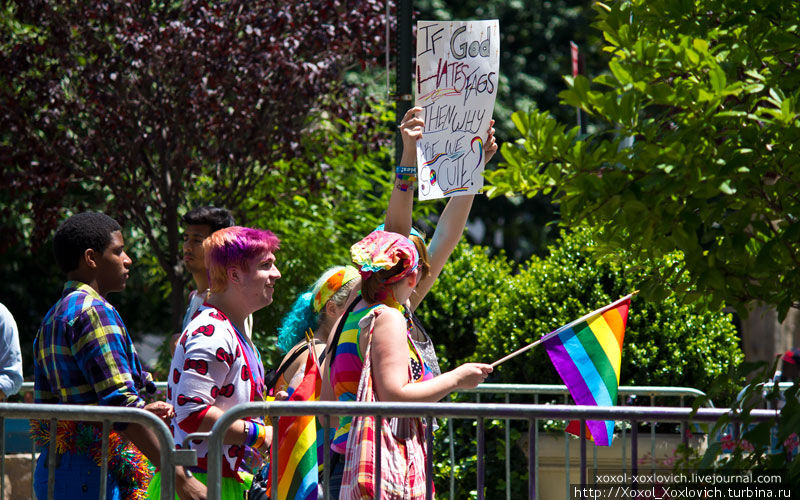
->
xmin=457 ymin=384 xmax=712 ymax=500
xmin=8 ymin=382 xmax=712 ymax=500
xmin=193 ymin=401 xmax=777 ymax=500
xmin=0 ymin=402 xmax=192 ymax=500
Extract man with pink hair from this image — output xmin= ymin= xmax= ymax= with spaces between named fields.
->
xmin=150 ymin=226 xmax=281 ymax=498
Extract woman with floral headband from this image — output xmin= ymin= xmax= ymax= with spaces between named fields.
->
xmin=330 ymin=231 xmax=492 ymax=498
xmin=320 ymin=112 xmax=497 ymax=399
xmin=149 ymin=226 xmax=281 ymax=499
xmin=246 ymin=266 xmax=362 ymax=500
xmin=271 ymin=265 xmax=361 ymax=395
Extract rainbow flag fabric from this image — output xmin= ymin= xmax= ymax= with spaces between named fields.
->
xmin=269 ymin=344 xmax=322 ymax=500
xmin=542 ymin=295 xmax=631 ymax=446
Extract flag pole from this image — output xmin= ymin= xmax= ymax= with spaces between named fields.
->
xmin=491 ymin=336 xmax=548 ymax=368
xmin=305 ymin=328 xmax=321 ymax=372
xmin=490 ymin=291 xmax=638 ymax=368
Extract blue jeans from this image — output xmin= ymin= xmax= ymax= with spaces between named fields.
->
xmin=34 ymin=448 xmax=122 ymax=500
xmin=327 ymin=452 xmax=345 ymax=499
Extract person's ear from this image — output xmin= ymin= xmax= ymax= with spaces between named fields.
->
xmin=83 ymin=248 xmax=99 ymax=269
xmin=227 ymin=266 xmax=241 ymax=285
xmin=325 ymin=298 xmax=340 ymax=317
xmin=407 ymin=269 xmax=419 ymax=288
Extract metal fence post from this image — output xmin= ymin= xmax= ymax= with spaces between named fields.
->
xmin=47 ymin=418 xmax=56 ymax=500
xmin=477 ymin=416 xmax=485 ymax=500
xmin=100 ymin=419 xmax=109 ymax=500
xmin=426 ymin=416 xmax=434 ymax=500
xmin=323 ymin=414 xmax=331 ymax=500
xmin=579 ymin=418 xmax=586 ymax=486
xmin=375 ymin=416 xmax=382 ymax=500
xmin=528 ymin=417 xmax=536 ymax=500
xmin=272 ymin=416 xmax=279 ymax=500
xmin=631 ymin=419 xmax=638 ymax=478
xmin=0 ymin=416 xmax=5 ymax=500
xmin=504 ymin=393 xmax=511 ymax=500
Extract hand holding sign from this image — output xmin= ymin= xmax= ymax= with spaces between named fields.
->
xmin=415 ymin=20 xmax=500 ymax=200
xmin=401 ymin=108 xmax=498 ymax=173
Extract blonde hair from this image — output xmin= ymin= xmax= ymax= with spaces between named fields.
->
xmin=409 ymin=234 xmax=431 ymax=282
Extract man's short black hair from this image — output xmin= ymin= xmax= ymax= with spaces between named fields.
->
xmin=53 ymin=212 xmax=122 ymax=273
xmin=182 ymin=206 xmax=235 ymax=233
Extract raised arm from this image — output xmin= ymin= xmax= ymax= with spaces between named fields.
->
xmin=408 ymin=120 xmax=498 ymax=311
xmin=384 ymin=106 xmax=425 ymax=236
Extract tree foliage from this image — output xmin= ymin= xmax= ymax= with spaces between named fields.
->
xmin=414 ymin=0 xmax=605 ymax=261
xmin=415 ymin=0 xmax=601 ymax=136
xmin=487 ymin=0 xmax=800 ymax=318
xmin=1 ymin=0 xmax=388 ymax=329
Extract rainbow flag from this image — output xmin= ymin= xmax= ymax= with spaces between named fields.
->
xmin=269 ymin=342 xmax=322 ymax=500
xmin=541 ymin=294 xmax=631 ymax=446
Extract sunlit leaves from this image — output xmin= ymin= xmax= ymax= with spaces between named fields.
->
xmin=487 ymin=0 xmax=800 ymax=318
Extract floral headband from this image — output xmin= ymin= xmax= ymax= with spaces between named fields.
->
xmin=312 ymin=265 xmax=360 ymax=313
xmin=350 ymin=230 xmax=419 ymax=284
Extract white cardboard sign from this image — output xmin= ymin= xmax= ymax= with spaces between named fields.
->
xmin=415 ymin=20 xmax=500 ymax=200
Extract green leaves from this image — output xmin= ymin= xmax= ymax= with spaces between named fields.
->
xmin=486 ymin=0 xmax=800 ymax=317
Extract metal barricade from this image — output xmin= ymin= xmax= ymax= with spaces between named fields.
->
xmin=6 ymin=381 xmax=714 ymax=500
xmin=457 ymin=384 xmax=713 ymax=500
xmin=0 ymin=402 xmax=191 ymax=500
xmin=193 ymin=401 xmax=776 ymax=500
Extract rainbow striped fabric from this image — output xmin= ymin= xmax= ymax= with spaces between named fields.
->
xmin=269 ymin=344 xmax=322 ymax=500
xmin=542 ymin=296 xmax=630 ymax=446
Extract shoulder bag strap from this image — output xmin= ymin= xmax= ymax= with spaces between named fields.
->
xmin=326 ymin=297 xmax=361 ymax=368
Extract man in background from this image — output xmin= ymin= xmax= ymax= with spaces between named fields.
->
xmin=0 ymin=302 xmax=23 ymax=401
xmin=171 ymin=205 xmax=255 ymax=353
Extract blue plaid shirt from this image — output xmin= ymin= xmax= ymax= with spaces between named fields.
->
xmin=34 ymin=281 xmax=153 ymax=408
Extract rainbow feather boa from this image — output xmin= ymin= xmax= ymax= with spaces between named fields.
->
xmin=30 ymin=419 xmax=154 ymax=499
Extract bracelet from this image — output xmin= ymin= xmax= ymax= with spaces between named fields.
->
xmin=396 ymin=173 xmax=417 ymax=192
xmin=252 ymin=423 xmax=267 ymax=449
xmin=245 ymin=420 xmax=257 ymax=446
xmin=395 ymin=165 xmax=416 ymax=175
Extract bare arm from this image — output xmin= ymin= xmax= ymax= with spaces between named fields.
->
xmin=384 ymin=107 xmax=424 ymax=236
xmin=409 ymin=194 xmax=474 ymax=310
xmin=191 ymin=406 xmax=271 ymax=453
xmin=409 ymin=120 xmax=498 ymax=311
xmin=369 ymin=308 xmax=491 ymax=402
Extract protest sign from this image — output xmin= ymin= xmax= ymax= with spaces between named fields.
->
xmin=415 ymin=20 xmax=500 ymax=200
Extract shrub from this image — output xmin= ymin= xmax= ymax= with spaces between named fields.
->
xmin=415 ymin=243 xmax=514 ymax=368
xmin=472 ymin=227 xmax=744 ymax=399
xmin=419 ymin=226 xmax=744 ymax=498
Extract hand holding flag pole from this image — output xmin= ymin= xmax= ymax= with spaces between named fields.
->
xmin=491 ymin=291 xmax=638 ymax=368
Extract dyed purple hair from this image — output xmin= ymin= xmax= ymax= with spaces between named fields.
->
xmin=203 ymin=226 xmax=280 ymax=292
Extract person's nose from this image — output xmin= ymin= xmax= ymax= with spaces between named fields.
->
xmin=122 ymin=251 xmax=132 ymax=268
